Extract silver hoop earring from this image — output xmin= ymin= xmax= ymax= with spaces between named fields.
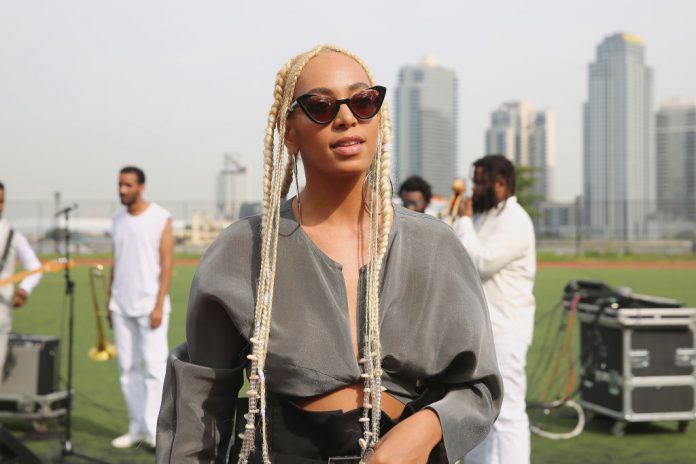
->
xmin=294 ymin=153 xmax=302 ymax=224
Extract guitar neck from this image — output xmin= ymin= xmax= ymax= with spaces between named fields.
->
xmin=0 ymin=268 xmax=44 ymax=287
xmin=0 ymin=261 xmax=73 ymax=287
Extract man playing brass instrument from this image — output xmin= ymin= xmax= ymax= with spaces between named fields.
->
xmin=108 ymin=167 xmax=173 ymax=449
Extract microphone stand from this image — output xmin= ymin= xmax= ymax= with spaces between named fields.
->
xmin=57 ymin=205 xmax=109 ymax=463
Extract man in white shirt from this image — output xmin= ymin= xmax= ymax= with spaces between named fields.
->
xmin=108 ymin=167 xmax=173 ymax=449
xmin=453 ymin=155 xmax=536 ymax=464
xmin=0 ymin=182 xmax=43 ymax=382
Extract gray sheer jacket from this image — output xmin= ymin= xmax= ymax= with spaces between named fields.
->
xmin=157 ymin=201 xmax=503 ymax=463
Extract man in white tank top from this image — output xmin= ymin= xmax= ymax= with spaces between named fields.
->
xmin=108 ymin=167 xmax=173 ymax=449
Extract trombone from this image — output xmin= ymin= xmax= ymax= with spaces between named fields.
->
xmin=88 ymin=265 xmax=117 ymax=361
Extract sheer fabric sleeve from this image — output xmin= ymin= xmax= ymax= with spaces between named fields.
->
xmin=423 ymin=240 xmax=503 ymax=462
xmin=157 ymin=220 xmax=256 ymax=463
xmin=399 ymin=218 xmax=502 ymax=463
xmin=428 ymin=245 xmax=503 ymax=464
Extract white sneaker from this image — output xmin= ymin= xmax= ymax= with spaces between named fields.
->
xmin=111 ymin=432 xmax=146 ymax=448
xmin=143 ymin=435 xmax=156 ymax=449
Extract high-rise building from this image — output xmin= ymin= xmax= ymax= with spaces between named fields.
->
xmin=393 ymin=55 xmax=458 ymax=196
xmin=583 ymin=32 xmax=654 ymax=239
xmin=656 ymin=99 xmax=696 ymax=223
xmin=485 ymin=102 xmax=555 ymax=201
xmin=486 ymin=101 xmax=533 ymax=166
xmin=530 ymin=110 xmax=555 ymax=202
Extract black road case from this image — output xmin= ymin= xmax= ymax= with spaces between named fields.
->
xmin=563 ymin=280 xmax=696 ymax=435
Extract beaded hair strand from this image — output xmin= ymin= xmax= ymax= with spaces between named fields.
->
xmin=238 ymin=45 xmax=393 ymax=464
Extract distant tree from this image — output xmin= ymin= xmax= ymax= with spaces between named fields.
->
xmin=515 ymin=165 xmax=544 ymax=218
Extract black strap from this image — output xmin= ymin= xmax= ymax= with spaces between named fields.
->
xmin=0 ymin=229 xmax=14 ymax=275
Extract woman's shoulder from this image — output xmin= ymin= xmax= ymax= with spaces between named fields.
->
xmin=222 ymin=214 xmax=262 ymax=238
xmin=391 ymin=206 xmax=477 ymax=274
xmin=394 ymin=206 xmax=459 ymax=242
xmin=195 ymin=215 xmax=262 ymax=280
xmin=207 ymin=215 xmax=261 ymax=252
xmin=189 ymin=216 xmax=260 ymax=336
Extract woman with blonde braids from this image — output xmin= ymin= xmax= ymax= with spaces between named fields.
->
xmin=156 ymin=45 xmax=502 ymax=464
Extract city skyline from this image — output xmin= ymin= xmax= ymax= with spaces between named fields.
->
xmin=1 ymin=1 xmax=695 ymax=209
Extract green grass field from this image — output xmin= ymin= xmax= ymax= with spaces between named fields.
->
xmin=4 ymin=264 xmax=696 ymax=463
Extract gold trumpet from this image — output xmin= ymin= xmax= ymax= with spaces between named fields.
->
xmin=88 ymin=265 xmax=117 ymax=361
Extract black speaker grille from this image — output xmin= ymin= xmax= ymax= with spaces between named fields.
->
xmin=631 ymin=386 xmax=695 ymax=414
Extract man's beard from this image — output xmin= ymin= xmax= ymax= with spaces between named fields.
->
xmin=472 ymin=186 xmax=498 ymax=214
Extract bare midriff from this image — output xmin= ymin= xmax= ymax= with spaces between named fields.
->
xmin=295 ymin=383 xmax=406 ymax=420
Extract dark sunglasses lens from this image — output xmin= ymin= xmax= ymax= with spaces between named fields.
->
xmin=350 ymin=89 xmax=381 ymax=119
xmin=302 ymin=95 xmax=336 ymax=123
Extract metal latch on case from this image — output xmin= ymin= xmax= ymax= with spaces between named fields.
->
xmin=675 ymin=348 xmax=696 ymax=367
xmin=629 ymin=349 xmax=650 ymax=369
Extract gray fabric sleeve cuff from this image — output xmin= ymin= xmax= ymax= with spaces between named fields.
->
xmin=426 ymin=384 xmax=497 ymax=464
xmin=156 ymin=342 xmax=244 ymax=463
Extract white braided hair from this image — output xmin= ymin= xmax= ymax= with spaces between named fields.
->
xmin=237 ymin=45 xmax=393 ymax=464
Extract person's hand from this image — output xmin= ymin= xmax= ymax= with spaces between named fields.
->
xmin=150 ymin=305 xmax=164 ymax=329
xmin=367 ymin=409 xmax=442 ymax=464
xmin=458 ymin=196 xmax=473 ymax=217
xmin=12 ymin=288 xmax=28 ymax=308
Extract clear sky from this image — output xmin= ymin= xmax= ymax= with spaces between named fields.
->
xmin=1 ymin=0 xmax=694 ymax=205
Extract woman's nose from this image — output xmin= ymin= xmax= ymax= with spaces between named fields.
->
xmin=332 ymin=101 xmax=357 ymax=128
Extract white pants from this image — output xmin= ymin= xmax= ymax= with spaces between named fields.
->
xmin=466 ymin=334 xmax=530 ymax=464
xmin=111 ymin=311 xmax=169 ymax=438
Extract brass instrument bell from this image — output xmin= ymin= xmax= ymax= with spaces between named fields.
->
xmin=88 ymin=265 xmax=117 ymax=361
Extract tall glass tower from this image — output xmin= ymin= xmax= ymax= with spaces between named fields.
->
xmin=486 ymin=101 xmax=555 ymax=201
xmin=393 ymin=55 xmax=458 ymax=196
xmin=583 ymin=33 xmax=654 ymax=239
xmin=656 ymin=99 xmax=696 ymax=223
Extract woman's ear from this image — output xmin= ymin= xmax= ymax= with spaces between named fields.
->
xmin=284 ymin=121 xmax=299 ymax=156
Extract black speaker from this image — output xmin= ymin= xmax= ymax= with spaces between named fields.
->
xmin=1 ymin=334 xmax=60 ymax=395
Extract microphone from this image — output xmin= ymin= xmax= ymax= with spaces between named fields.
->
xmin=54 ymin=203 xmax=78 ymax=218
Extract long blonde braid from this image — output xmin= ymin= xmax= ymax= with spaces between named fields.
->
xmin=237 ymin=45 xmax=393 ymax=464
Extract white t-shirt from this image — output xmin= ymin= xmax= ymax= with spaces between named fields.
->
xmin=453 ymin=196 xmax=536 ymax=346
xmin=109 ymin=203 xmax=172 ymax=317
